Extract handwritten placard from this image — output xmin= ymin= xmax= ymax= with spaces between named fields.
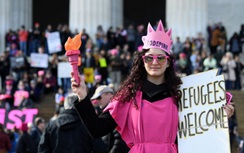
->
xmin=177 ymin=69 xmax=230 ymax=153
xmin=30 ymin=53 xmax=49 ymax=68
xmin=47 ymin=31 xmax=62 ymax=54
xmin=58 ymin=62 xmax=72 ymax=78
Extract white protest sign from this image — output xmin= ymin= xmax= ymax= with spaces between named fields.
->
xmin=30 ymin=53 xmax=48 ymax=68
xmin=177 ymin=69 xmax=230 ymax=153
xmin=47 ymin=31 xmax=62 ymax=54
xmin=58 ymin=62 xmax=72 ymax=78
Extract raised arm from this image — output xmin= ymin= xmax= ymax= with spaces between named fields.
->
xmin=71 ymin=72 xmax=117 ymax=137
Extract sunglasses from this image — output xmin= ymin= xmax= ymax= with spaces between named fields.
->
xmin=142 ymin=55 xmax=169 ymax=64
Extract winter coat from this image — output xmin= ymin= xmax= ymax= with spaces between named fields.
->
xmin=0 ymin=131 xmax=11 ymax=153
xmin=220 ymin=59 xmax=236 ymax=81
xmin=16 ymin=132 xmax=36 ymax=153
xmin=38 ymin=109 xmax=108 ymax=153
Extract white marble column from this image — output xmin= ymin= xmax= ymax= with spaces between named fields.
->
xmin=69 ymin=0 xmax=123 ymax=42
xmin=166 ymin=0 xmax=207 ymax=42
xmin=0 ymin=0 xmax=10 ymax=53
xmin=0 ymin=0 xmax=32 ymax=53
xmin=111 ymin=0 xmax=123 ymax=28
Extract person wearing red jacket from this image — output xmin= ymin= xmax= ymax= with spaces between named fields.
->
xmin=0 ymin=123 xmax=11 ymax=153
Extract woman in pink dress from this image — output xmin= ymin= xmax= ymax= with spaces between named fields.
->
xmin=71 ymin=20 xmax=234 ymax=153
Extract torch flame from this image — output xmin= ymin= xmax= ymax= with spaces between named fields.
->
xmin=65 ymin=33 xmax=82 ymax=51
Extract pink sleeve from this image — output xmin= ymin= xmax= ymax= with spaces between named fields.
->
xmin=24 ymin=91 xmax=29 ymax=98
xmin=103 ymin=100 xmax=133 ymax=147
xmin=104 ymin=100 xmax=131 ymax=131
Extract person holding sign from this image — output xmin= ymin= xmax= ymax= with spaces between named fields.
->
xmin=70 ymin=20 xmax=234 ymax=153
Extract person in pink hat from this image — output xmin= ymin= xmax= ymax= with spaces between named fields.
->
xmin=16 ymin=123 xmax=36 ymax=153
xmin=70 ymin=20 xmax=235 ymax=153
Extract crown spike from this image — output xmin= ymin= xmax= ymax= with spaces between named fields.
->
xmin=166 ymin=28 xmax=172 ymax=36
xmin=147 ymin=23 xmax=154 ymax=33
xmin=156 ymin=20 xmax=164 ymax=32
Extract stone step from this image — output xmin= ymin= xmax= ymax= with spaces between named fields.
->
xmin=33 ymin=93 xmax=56 ymax=122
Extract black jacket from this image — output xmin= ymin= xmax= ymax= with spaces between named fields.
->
xmin=102 ymin=129 xmax=130 ymax=153
xmin=97 ymin=107 xmax=129 ymax=153
xmin=38 ymin=109 xmax=108 ymax=153
xmin=16 ymin=132 xmax=36 ymax=153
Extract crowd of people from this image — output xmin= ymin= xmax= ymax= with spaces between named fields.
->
xmin=0 ymin=117 xmax=45 ymax=153
xmin=0 ymin=20 xmax=243 ymax=152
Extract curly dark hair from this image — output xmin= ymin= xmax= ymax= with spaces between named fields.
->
xmin=113 ymin=49 xmax=182 ymax=107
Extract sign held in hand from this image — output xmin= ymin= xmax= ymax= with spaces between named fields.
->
xmin=177 ymin=69 xmax=231 ymax=153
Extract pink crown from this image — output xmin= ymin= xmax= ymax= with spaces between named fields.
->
xmin=142 ymin=20 xmax=173 ymax=55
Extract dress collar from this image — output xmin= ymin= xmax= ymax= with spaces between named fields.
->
xmin=141 ymin=79 xmax=170 ymax=98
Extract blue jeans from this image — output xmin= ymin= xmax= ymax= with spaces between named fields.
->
xmin=19 ymin=41 xmax=27 ymax=56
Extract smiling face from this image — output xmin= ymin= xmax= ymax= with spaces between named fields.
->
xmin=143 ymin=48 xmax=170 ymax=83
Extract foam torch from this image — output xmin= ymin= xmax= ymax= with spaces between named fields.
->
xmin=64 ymin=33 xmax=82 ymax=85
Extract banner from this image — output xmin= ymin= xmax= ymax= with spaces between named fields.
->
xmin=177 ymin=69 xmax=230 ymax=153
xmin=58 ymin=62 xmax=72 ymax=78
xmin=0 ymin=108 xmax=38 ymax=129
xmin=30 ymin=53 xmax=49 ymax=68
xmin=47 ymin=31 xmax=62 ymax=54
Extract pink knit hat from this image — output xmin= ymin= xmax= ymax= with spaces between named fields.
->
xmin=142 ymin=20 xmax=173 ymax=55
xmin=20 ymin=123 xmax=28 ymax=132
xmin=38 ymin=70 xmax=45 ymax=76
xmin=137 ymin=45 xmax=143 ymax=52
xmin=179 ymin=52 xmax=187 ymax=58
xmin=95 ymin=75 xmax=102 ymax=82
xmin=110 ymin=49 xmax=118 ymax=56
xmin=6 ymin=80 xmax=13 ymax=85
